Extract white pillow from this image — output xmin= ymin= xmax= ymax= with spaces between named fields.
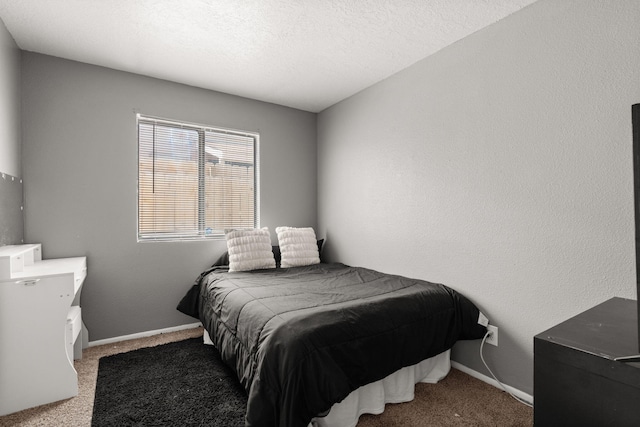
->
xmin=225 ymin=228 xmax=276 ymax=272
xmin=276 ymin=226 xmax=320 ymax=268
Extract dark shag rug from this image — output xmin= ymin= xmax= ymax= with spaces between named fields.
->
xmin=92 ymin=338 xmax=247 ymax=426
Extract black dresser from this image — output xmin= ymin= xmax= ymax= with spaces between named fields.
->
xmin=534 ymin=297 xmax=640 ymax=426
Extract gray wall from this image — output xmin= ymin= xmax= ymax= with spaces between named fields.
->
xmin=0 ymin=17 xmax=20 ymax=178
xmin=21 ymin=53 xmax=317 ymax=341
xmin=0 ymin=17 xmax=23 ymax=246
xmin=317 ymin=0 xmax=640 ymax=394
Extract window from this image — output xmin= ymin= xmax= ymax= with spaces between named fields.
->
xmin=137 ymin=114 xmax=259 ymax=241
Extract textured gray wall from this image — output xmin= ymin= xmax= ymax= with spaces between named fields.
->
xmin=317 ymin=0 xmax=640 ymax=395
xmin=21 ymin=53 xmax=317 ymax=341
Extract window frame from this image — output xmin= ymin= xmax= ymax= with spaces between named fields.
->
xmin=136 ymin=114 xmax=260 ymax=242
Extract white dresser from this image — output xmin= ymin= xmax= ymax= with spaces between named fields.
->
xmin=0 ymin=244 xmax=88 ymax=416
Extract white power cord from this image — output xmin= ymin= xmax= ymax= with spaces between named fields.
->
xmin=480 ymin=329 xmax=533 ymax=408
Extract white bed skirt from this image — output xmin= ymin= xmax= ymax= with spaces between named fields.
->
xmin=202 ymin=331 xmax=450 ymax=427
xmin=309 ymin=349 xmax=450 ymax=427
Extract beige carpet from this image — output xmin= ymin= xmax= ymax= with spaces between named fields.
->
xmin=0 ymin=327 xmax=532 ymax=426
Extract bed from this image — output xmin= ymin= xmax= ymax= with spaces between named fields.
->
xmin=178 ymin=241 xmax=487 ymax=427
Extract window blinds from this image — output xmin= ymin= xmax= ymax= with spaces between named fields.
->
xmin=137 ymin=115 xmax=258 ymax=241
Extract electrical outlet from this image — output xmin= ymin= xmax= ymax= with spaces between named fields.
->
xmin=486 ymin=325 xmax=498 ymax=346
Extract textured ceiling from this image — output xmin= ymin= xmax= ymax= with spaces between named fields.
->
xmin=0 ymin=0 xmax=537 ymax=112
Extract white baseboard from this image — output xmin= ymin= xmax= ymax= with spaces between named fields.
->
xmin=451 ymin=361 xmax=533 ymax=406
xmin=88 ymin=322 xmax=202 ymax=347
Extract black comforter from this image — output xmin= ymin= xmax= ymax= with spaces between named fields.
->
xmin=178 ymin=262 xmax=486 ymax=427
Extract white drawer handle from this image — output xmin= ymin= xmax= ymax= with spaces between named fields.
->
xmin=16 ymin=279 xmax=40 ymax=286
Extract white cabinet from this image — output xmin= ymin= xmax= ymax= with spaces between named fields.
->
xmin=0 ymin=244 xmax=88 ymax=416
